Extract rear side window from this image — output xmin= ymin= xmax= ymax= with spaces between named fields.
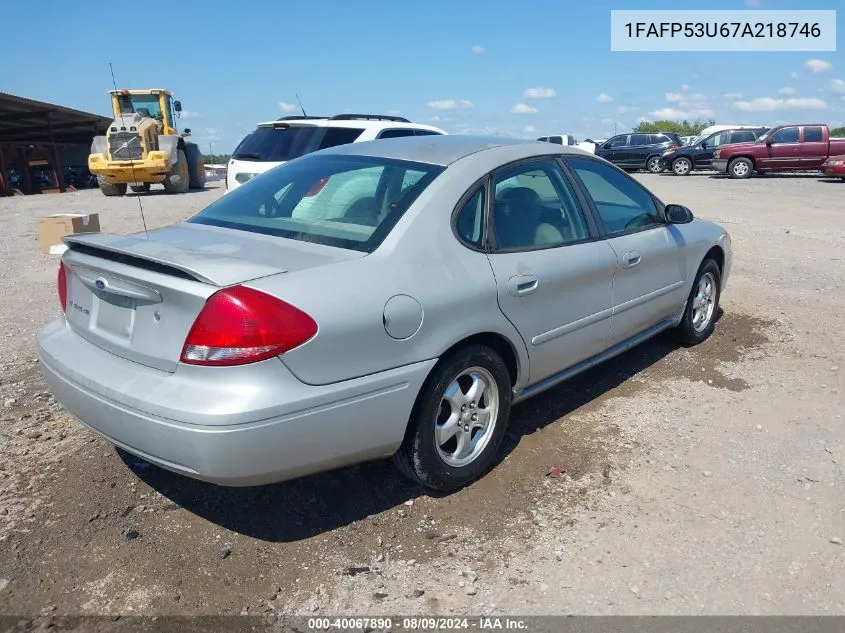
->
xmin=804 ymin=127 xmax=823 ymax=142
xmin=317 ymin=127 xmax=365 ymax=149
xmin=629 ymin=134 xmax=649 ymax=145
xmin=377 ymin=129 xmax=417 ymax=139
xmin=414 ymin=129 xmax=442 ymax=136
xmin=233 ymin=126 xmax=321 ymax=161
xmin=729 ymin=131 xmax=757 ymax=143
xmin=455 ymin=188 xmax=485 ymax=247
xmin=189 ymin=155 xmax=444 ymax=253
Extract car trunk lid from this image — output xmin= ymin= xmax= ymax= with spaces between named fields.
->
xmin=61 ymin=223 xmax=363 ymax=372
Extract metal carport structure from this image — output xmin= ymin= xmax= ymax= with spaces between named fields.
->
xmin=0 ymin=92 xmax=112 ymax=195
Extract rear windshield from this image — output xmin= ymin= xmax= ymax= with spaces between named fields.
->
xmin=232 ymin=126 xmax=323 ymax=162
xmin=189 ymin=154 xmax=444 ymax=253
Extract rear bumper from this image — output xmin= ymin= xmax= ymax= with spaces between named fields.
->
xmin=711 ymin=159 xmax=728 ymax=173
xmin=88 ymin=153 xmax=171 ymax=183
xmin=37 ymin=319 xmax=435 ymax=486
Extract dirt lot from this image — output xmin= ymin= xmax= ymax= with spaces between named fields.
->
xmin=0 ymin=172 xmax=843 ymax=618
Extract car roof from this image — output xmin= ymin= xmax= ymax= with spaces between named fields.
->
xmin=255 ymin=118 xmax=444 ymax=132
xmin=311 ymin=134 xmax=591 ymax=166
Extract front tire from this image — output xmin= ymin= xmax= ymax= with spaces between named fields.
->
xmin=185 ymin=144 xmax=206 ymax=190
xmin=394 ymin=345 xmax=512 ymax=491
xmin=672 ymin=157 xmax=692 ymax=176
xmin=672 ymin=258 xmax=721 ymax=346
xmin=163 ymin=150 xmax=190 ymax=193
xmin=646 ymin=155 xmax=663 ymax=173
xmin=97 ymin=177 xmax=126 ymax=197
xmin=728 ymin=157 xmax=753 ymax=179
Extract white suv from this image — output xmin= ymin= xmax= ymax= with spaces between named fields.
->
xmin=225 ymin=114 xmax=447 ymax=192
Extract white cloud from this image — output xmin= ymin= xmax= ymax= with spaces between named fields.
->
xmin=279 ymin=101 xmax=297 ymax=112
xmin=471 ymin=45 xmax=484 ymax=54
xmin=430 ymin=115 xmax=442 ymax=122
xmin=791 ymin=72 xmax=800 ymax=79
xmin=617 ymin=105 xmax=635 ymax=114
xmin=805 ymin=59 xmax=832 ymax=73
xmin=596 ymin=93 xmax=613 ymax=103
xmin=179 ymin=110 xmax=201 ymax=120
xmin=831 ymin=79 xmax=845 ymax=95
xmin=651 ymin=106 xmax=715 ymax=119
xmin=778 ymin=86 xmax=796 ymax=95
xmin=722 ymin=92 xmax=743 ymax=100
xmin=680 ymin=84 xmax=691 ymax=91
xmin=665 ymin=92 xmax=683 ymax=102
xmin=427 ymin=99 xmax=474 ymax=110
xmin=523 ymin=87 xmax=556 ymax=100
xmin=731 ymin=97 xmax=828 ymax=111
xmin=523 ymin=125 xmax=538 ymax=133
xmin=511 ymin=103 xmax=538 ymax=114
xmin=600 ymin=117 xmax=615 ymax=125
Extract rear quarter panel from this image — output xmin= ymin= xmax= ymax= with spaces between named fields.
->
xmin=246 ymin=146 xmax=554 ymax=389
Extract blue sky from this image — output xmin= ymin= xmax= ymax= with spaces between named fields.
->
xmin=4 ymin=0 xmax=843 ymax=152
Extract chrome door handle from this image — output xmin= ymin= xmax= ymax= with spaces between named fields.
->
xmin=622 ymin=251 xmax=641 ymax=268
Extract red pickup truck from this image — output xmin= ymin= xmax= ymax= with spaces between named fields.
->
xmin=711 ymin=124 xmax=845 ymax=179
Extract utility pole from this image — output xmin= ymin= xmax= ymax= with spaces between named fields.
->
xmin=209 ymin=142 xmax=213 ymax=166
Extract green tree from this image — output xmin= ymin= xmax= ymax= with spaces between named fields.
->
xmin=831 ymin=126 xmax=845 ymax=137
xmin=204 ymin=154 xmax=231 ymax=164
xmin=634 ymin=119 xmax=716 ymax=136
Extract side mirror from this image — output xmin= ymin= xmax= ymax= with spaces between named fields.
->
xmin=665 ymin=204 xmax=694 ymax=224
xmin=173 ymin=100 xmax=182 ymax=112
xmin=765 ymin=138 xmax=773 ymax=145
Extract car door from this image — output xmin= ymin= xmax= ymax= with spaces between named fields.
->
xmin=799 ymin=126 xmax=827 ymax=167
xmin=596 ymin=135 xmax=628 ymax=166
xmin=479 ymin=158 xmax=617 ymax=384
xmin=564 ymin=156 xmax=688 ymax=346
xmin=624 ymin=134 xmax=649 ymax=168
xmin=696 ymin=131 xmax=728 ymax=168
xmin=761 ymin=126 xmax=801 ymax=168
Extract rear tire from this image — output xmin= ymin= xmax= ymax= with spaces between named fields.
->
xmin=671 ymin=258 xmax=721 ymax=346
xmin=394 ymin=344 xmax=512 ymax=492
xmin=163 ymin=150 xmax=190 ymax=193
xmin=672 ymin=157 xmax=692 ymax=176
xmin=646 ymin=155 xmax=663 ymax=173
xmin=728 ymin=157 xmax=754 ymax=179
xmin=97 ymin=177 xmax=126 ymax=197
xmin=129 ymin=183 xmax=150 ymax=193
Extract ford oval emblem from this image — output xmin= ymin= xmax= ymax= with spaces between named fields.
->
xmin=95 ymin=278 xmax=107 ymax=291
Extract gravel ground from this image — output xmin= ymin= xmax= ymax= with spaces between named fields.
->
xmin=0 ymin=172 xmax=842 ymax=618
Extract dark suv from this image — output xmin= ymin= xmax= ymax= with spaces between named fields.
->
xmin=659 ymin=127 xmax=767 ymax=176
xmin=594 ymin=132 xmax=683 ymax=173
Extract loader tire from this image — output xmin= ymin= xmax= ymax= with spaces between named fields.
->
xmin=98 ymin=177 xmax=126 ymax=197
xmin=129 ymin=183 xmax=150 ymax=193
xmin=186 ymin=145 xmax=205 ymax=190
xmin=163 ymin=150 xmax=190 ymax=194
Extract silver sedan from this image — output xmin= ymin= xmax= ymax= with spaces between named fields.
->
xmin=37 ymin=135 xmax=731 ymax=492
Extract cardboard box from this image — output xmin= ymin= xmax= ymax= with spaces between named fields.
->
xmin=38 ymin=213 xmax=100 ymax=255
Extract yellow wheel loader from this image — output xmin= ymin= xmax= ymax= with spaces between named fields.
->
xmin=88 ymin=89 xmax=205 ymax=196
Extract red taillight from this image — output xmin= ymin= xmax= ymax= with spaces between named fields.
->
xmin=57 ymin=261 xmax=68 ymax=312
xmin=304 ymin=176 xmax=329 ymax=197
xmin=672 ymin=144 xmax=680 ymax=149
xmin=180 ymin=285 xmax=317 ymax=366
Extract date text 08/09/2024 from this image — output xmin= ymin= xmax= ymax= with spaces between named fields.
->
xmin=306 ymin=617 xmax=528 ymax=630
xmin=624 ymin=22 xmax=822 ymax=39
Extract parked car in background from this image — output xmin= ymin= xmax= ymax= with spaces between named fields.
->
xmin=686 ymin=124 xmax=765 ymax=148
xmin=38 ymin=135 xmax=731 ymax=492
xmin=712 ymin=124 xmax=845 ymax=179
xmin=680 ymin=136 xmax=696 ymax=145
xmin=595 ymin=132 xmax=683 ymax=173
xmin=226 ymin=114 xmax=446 ymax=192
xmin=659 ymin=127 xmax=767 ymax=176
xmin=537 ymin=134 xmax=596 ymax=154
xmin=821 ymin=155 xmax=845 ymax=180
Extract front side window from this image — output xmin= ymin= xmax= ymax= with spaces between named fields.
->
xmin=491 ymin=160 xmax=590 ymax=250
xmin=189 ymin=155 xmax=444 ymax=253
xmin=607 ymin=135 xmax=628 ymax=148
xmin=567 ymin=158 xmax=662 ymax=235
xmin=377 ymin=128 xmax=417 ymax=139
xmin=772 ymin=127 xmax=799 ymax=144
xmin=414 ymin=129 xmax=443 ymax=136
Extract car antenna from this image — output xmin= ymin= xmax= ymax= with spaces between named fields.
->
xmin=296 ymin=94 xmax=307 ymax=117
xmin=109 ymin=61 xmax=149 ymax=239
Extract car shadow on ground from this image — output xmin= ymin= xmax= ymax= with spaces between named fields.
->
xmin=122 ymin=311 xmax=722 ymax=543
xmin=818 ymin=178 xmax=845 ymax=184
xmin=708 ymin=173 xmax=826 ymax=180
